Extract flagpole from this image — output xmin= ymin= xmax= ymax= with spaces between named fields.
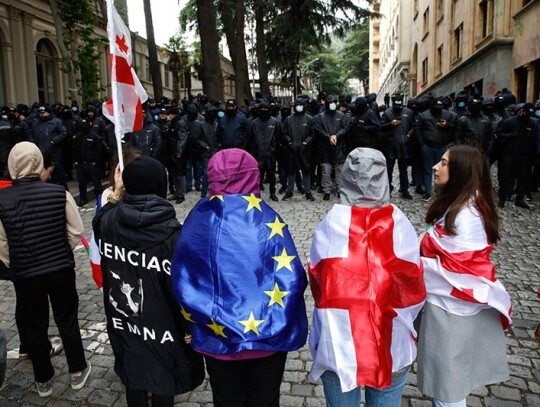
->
xmin=104 ymin=0 xmax=147 ymax=171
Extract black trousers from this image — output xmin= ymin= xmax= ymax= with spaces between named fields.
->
xmin=204 ymin=352 xmax=287 ymax=407
xmin=165 ymin=155 xmax=187 ymax=199
xmin=76 ymin=162 xmax=103 ymax=202
xmin=387 ymin=156 xmax=409 ymax=193
xmin=13 ymin=270 xmax=87 ymax=382
xmin=498 ymin=153 xmax=532 ymax=201
xmin=125 ymin=388 xmax=174 ymax=407
xmin=258 ymin=156 xmax=277 ymax=195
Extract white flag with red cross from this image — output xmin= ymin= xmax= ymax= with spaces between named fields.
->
xmin=421 ymin=205 xmax=512 ymax=329
xmin=102 ymin=0 xmax=147 ymax=148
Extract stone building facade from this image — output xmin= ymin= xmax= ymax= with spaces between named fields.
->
xmin=0 ymin=0 xmax=236 ymax=107
xmin=370 ymin=0 xmax=540 ymax=102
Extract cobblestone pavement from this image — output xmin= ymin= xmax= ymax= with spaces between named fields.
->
xmin=1 ymin=176 xmax=539 ymax=406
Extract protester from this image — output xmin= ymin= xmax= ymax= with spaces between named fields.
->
xmin=171 ymin=148 xmax=308 ymax=407
xmin=417 ymin=144 xmax=512 ymax=406
xmin=0 ymin=142 xmax=90 ymax=397
xmin=308 ymin=147 xmax=426 ymax=406
xmin=92 ymin=156 xmax=201 ymax=407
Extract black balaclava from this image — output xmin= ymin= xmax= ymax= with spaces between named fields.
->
xmin=430 ymin=99 xmax=444 ymax=116
xmin=354 ymin=97 xmax=368 ymax=114
xmin=467 ymin=99 xmax=482 ymax=116
xmin=122 ymin=156 xmax=168 ymax=199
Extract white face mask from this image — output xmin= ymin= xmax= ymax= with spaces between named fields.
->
xmin=329 ymin=103 xmax=337 ymax=111
xmin=295 ymin=105 xmax=304 ymax=113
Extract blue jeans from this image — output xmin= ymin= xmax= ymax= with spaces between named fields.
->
xmin=321 ymin=368 xmax=409 ymax=407
xmin=420 ymin=144 xmax=446 ymax=194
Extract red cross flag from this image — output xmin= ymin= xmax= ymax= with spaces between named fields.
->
xmin=421 ymin=205 xmax=512 ymax=329
xmin=102 ymin=0 xmax=147 ymax=166
xmin=308 ymin=204 xmax=426 ymax=391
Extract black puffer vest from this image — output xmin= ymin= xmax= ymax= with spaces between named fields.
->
xmin=0 ymin=178 xmax=74 ymax=281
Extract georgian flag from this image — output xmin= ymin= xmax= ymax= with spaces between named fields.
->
xmin=421 ymin=205 xmax=512 ymax=329
xmin=308 ymin=204 xmax=426 ymax=391
xmin=102 ymin=0 xmax=147 ymax=139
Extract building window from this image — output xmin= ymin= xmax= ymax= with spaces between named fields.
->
xmin=164 ymin=64 xmax=170 ymax=88
xmin=35 ymin=39 xmax=58 ymax=104
xmin=479 ymin=0 xmax=493 ymax=38
xmin=145 ymin=57 xmax=151 ymax=82
xmin=453 ymin=24 xmax=463 ymax=62
xmin=436 ymin=0 xmax=444 ymax=22
xmin=422 ymin=57 xmax=428 ymax=84
xmin=436 ymin=45 xmax=443 ymax=76
xmin=423 ymin=7 xmax=430 ymax=37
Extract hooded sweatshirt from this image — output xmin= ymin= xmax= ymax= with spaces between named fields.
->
xmin=92 ymin=157 xmax=193 ymax=395
xmin=0 ymin=142 xmax=83 ymax=277
xmin=308 ymin=147 xmax=426 ymax=391
xmin=172 ymin=148 xmax=308 ymax=360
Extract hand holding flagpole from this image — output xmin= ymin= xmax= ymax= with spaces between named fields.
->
xmin=102 ymin=0 xmax=148 ymax=171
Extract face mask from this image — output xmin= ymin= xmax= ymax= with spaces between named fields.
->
xmin=218 ymin=111 xmax=225 ymax=118
xmin=457 ymin=101 xmax=466 ymax=108
xmin=295 ymin=105 xmax=304 ymax=113
xmin=329 ymin=103 xmax=337 ymax=111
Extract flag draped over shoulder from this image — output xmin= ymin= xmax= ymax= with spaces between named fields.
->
xmin=102 ymin=0 xmax=147 ymax=138
xmin=171 ymin=194 xmax=308 ymax=355
xmin=420 ymin=205 xmax=512 ymax=329
xmin=308 ymin=204 xmax=426 ymax=391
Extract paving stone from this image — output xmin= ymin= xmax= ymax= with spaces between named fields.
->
xmin=291 ymin=383 xmax=313 ymax=396
xmin=87 ymin=388 xmax=120 ymax=406
xmin=2 ymin=172 xmax=540 ymax=406
xmin=491 ymin=385 xmax=522 ymax=401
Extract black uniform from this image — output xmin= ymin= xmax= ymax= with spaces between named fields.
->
xmin=73 ymin=121 xmax=104 ymax=205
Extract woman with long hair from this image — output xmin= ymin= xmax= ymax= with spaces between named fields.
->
xmin=417 ymin=144 xmax=512 ymax=407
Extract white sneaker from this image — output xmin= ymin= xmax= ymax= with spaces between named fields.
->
xmin=71 ymin=362 xmax=91 ymax=390
xmin=36 ymin=380 xmax=52 ymax=397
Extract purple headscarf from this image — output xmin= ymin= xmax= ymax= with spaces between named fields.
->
xmin=208 ymin=148 xmax=260 ymax=196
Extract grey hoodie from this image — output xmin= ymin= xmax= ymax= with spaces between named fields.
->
xmin=339 ymin=147 xmax=390 ymax=208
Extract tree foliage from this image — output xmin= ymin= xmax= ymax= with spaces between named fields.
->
xmin=54 ymin=0 xmax=105 ymax=103
xmin=341 ymin=20 xmax=370 ymax=95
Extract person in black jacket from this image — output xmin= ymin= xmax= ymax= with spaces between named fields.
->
xmin=73 ymin=117 xmax=104 ymax=206
xmin=496 ymin=103 xmax=536 ymax=208
xmin=0 ymin=109 xmax=15 ymax=179
xmin=281 ymin=99 xmax=315 ymax=201
xmin=192 ymin=106 xmax=219 ymax=198
xmin=455 ymin=98 xmax=493 ymax=155
xmin=92 ymin=156 xmax=198 ymax=407
xmin=345 ymin=96 xmax=382 ymax=153
xmin=129 ymin=110 xmax=162 ymax=159
xmin=216 ymin=99 xmax=250 ymax=150
xmin=414 ymin=98 xmax=456 ymax=201
xmin=314 ymin=95 xmax=348 ymax=200
xmin=248 ymin=102 xmax=281 ymax=201
xmin=31 ymin=105 xmax=68 ymax=188
xmin=167 ymin=106 xmax=189 ymax=204
xmin=381 ymin=96 xmax=414 ymax=199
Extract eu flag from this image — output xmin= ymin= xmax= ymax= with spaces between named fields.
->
xmin=171 ymin=194 xmax=308 ymax=355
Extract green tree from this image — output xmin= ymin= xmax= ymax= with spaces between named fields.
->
xmin=265 ymin=0 xmax=375 ymax=87
xmin=50 ymin=0 xmax=104 ymax=103
xmin=143 ymin=0 xmax=163 ymax=100
xmin=342 ymin=20 xmax=370 ymax=95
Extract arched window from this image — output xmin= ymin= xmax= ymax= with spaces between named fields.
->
xmin=35 ymin=39 xmax=58 ymax=103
